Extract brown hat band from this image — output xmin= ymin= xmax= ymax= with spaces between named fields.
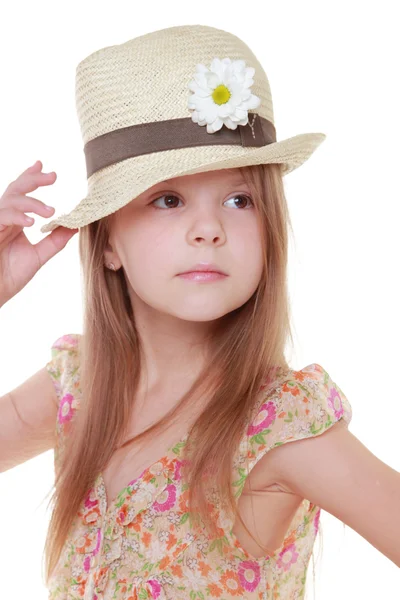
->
xmin=83 ymin=112 xmax=276 ymax=178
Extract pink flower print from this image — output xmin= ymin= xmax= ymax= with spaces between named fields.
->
xmin=276 ymin=543 xmax=299 ymax=572
xmin=174 ymin=459 xmax=185 ymax=482
xmin=147 ymin=579 xmax=162 ymax=598
xmin=153 ymin=484 xmax=177 ymax=513
xmin=93 ymin=528 xmax=102 ymax=555
xmin=63 ymin=334 xmax=79 ymax=346
xmin=84 ymin=487 xmax=99 ymax=510
xmin=84 ymin=529 xmax=102 ymax=573
xmin=237 ymin=560 xmax=261 ymax=592
xmin=247 ymin=401 xmax=277 ymax=437
xmin=84 ymin=555 xmax=91 ymax=573
xmin=58 ymin=393 xmax=75 ymax=424
xmin=327 ymin=387 xmax=344 ymax=420
xmin=314 ymin=508 xmax=321 ymax=536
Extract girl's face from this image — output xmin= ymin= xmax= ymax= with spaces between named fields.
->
xmin=106 ymin=168 xmax=264 ymax=324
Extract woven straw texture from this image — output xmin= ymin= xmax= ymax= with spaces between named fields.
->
xmin=41 ymin=24 xmax=326 ymax=234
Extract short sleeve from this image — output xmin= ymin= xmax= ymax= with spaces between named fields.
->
xmin=243 ymin=363 xmax=353 ymax=474
xmin=45 ymin=333 xmax=82 ymax=466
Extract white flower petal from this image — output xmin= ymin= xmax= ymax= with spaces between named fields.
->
xmin=205 ymin=105 xmax=219 ymax=124
xmin=232 ymin=60 xmax=248 ymax=86
xmin=244 ymin=94 xmax=262 ymax=110
xmin=188 ymin=96 xmax=202 ymax=111
xmin=223 ymin=117 xmax=239 ymax=130
xmin=241 ymin=88 xmax=252 ymax=102
xmin=228 ymin=82 xmax=244 ymax=104
xmin=194 ymin=101 xmax=218 ymax=124
xmin=189 ymin=95 xmax=212 ymax=113
xmin=193 ymin=72 xmax=209 ymax=88
xmin=195 ymin=64 xmax=208 ymax=74
xmin=207 ymin=117 xmax=224 ymax=133
xmin=196 ymin=96 xmax=215 ymax=111
xmin=194 ymin=111 xmax=207 ymax=126
xmin=188 ymin=81 xmax=210 ymax=98
xmin=210 ymin=58 xmax=225 ymax=79
xmin=217 ymin=103 xmax=234 ymax=118
xmin=222 ymin=64 xmax=234 ymax=86
xmin=233 ymin=107 xmax=249 ymax=121
xmin=190 ymin=96 xmax=204 ymax=112
xmin=232 ymin=59 xmax=246 ymax=73
xmin=230 ymin=112 xmax=243 ymax=123
xmin=205 ymin=71 xmax=220 ymax=89
xmin=244 ymin=77 xmax=255 ymax=88
xmin=244 ymin=66 xmax=255 ymax=79
xmin=234 ymin=73 xmax=246 ymax=86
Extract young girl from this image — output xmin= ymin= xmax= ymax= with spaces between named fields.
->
xmin=0 ymin=24 xmax=399 ymax=600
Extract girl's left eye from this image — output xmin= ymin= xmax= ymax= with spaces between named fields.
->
xmin=150 ymin=194 xmax=254 ymax=210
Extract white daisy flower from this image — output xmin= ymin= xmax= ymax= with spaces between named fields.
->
xmin=187 ymin=57 xmax=262 ymax=133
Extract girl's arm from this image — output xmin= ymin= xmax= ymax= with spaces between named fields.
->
xmin=0 ymin=366 xmax=58 ymax=473
xmin=266 ymin=419 xmax=400 ymax=568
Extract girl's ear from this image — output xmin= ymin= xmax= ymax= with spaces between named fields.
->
xmin=104 ymin=241 xmax=120 ymax=269
xmin=103 ymin=213 xmax=121 ymax=266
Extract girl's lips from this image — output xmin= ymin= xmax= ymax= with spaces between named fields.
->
xmin=177 ymin=271 xmax=228 ymax=281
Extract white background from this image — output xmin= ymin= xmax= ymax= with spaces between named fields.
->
xmin=0 ymin=1 xmax=399 ymax=598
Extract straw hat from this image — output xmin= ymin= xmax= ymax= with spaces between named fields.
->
xmin=40 ymin=24 xmax=326 ymax=235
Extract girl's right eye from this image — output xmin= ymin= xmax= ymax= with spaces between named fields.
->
xmin=150 ymin=195 xmax=182 ymax=209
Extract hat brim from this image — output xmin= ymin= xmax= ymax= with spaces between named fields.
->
xmin=40 ymin=131 xmax=326 ymax=234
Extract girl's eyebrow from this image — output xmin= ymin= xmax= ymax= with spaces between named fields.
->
xmin=155 ymin=176 xmax=249 ymax=187
xmin=229 ymin=176 xmax=249 ymax=185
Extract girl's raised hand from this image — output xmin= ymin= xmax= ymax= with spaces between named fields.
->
xmin=0 ymin=160 xmax=78 ymax=308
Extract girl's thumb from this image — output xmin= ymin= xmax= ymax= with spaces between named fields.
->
xmin=35 ymin=227 xmax=79 ymax=267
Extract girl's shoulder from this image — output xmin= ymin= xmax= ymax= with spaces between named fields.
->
xmin=48 ymin=333 xmax=82 ymax=352
xmin=243 ymin=362 xmax=353 ymax=467
xmin=45 ymin=333 xmax=82 ymax=404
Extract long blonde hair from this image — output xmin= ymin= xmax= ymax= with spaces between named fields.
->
xmin=41 ymin=162 xmax=322 ymax=586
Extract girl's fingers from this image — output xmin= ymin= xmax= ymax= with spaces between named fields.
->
xmin=2 ymin=166 xmax=56 ymax=199
xmin=33 ymin=227 xmax=79 ymax=267
xmin=0 ymin=207 xmax=35 ymax=229
xmin=26 ymin=160 xmax=42 ymax=172
xmin=1 ymin=194 xmax=55 ymax=216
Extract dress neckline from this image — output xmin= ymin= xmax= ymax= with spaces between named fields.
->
xmin=92 ymin=367 xmax=291 ymax=518
xmin=95 ymin=430 xmax=190 ymax=516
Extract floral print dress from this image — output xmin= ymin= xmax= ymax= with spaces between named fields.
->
xmin=45 ymin=334 xmax=353 ymax=600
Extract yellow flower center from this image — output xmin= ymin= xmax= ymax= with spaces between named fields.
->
xmin=212 ymin=84 xmax=231 ymax=105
